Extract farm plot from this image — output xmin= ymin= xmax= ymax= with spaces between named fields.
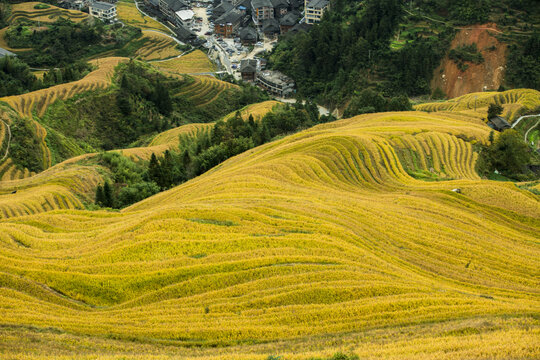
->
xmin=117 ymin=0 xmax=171 ymax=33
xmin=134 ymin=31 xmax=182 ymax=61
xmin=7 ymin=2 xmax=88 ymax=23
xmin=155 ymin=50 xmax=217 ymax=74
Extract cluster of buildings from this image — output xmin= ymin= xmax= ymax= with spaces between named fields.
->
xmin=60 ymin=0 xmax=118 ymax=22
xmin=239 ymin=59 xmax=294 ymax=97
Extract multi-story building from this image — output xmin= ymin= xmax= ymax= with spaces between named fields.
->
xmin=89 ymin=1 xmax=117 ymax=22
xmin=251 ymin=0 xmax=274 ymax=26
xmin=214 ymin=9 xmax=243 ymax=37
xmin=175 ymin=9 xmax=194 ymax=27
xmin=159 ymin=0 xmax=188 ymax=23
xmin=304 ymin=0 xmax=329 ymax=24
xmin=256 ymin=70 xmax=295 ymax=97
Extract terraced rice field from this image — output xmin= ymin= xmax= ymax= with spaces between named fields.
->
xmin=156 ymin=50 xmax=217 ymax=74
xmin=7 ymin=2 xmax=89 ymax=23
xmin=415 ymin=88 xmax=540 ymax=122
xmin=0 ymin=109 xmax=538 ymax=359
xmin=0 ymin=57 xmax=128 ymax=119
xmin=175 ymin=75 xmax=238 ymax=107
xmin=134 ymin=31 xmax=182 ymax=61
xmin=120 ymin=123 xmax=213 ymax=161
xmin=117 ymin=0 xmax=171 ymax=33
xmin=222 ymin=101 xmax=283 ymax=122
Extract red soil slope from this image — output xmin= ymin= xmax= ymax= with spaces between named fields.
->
xmin=432 ymin=24 xmax=507 ymax=99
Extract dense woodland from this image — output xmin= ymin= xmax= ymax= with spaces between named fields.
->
xmin=269 ymin=0 xmax=540 ymax=110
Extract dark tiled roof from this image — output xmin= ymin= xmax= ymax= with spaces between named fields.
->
xmin=280 ymin=11 xmax=298 ymax=25
xmin=271 ymin=0 xmax=288 ymax=8
xmin=216 ymin=8 xmax=243 ymax=24
xmin=175 ymin=24 xmax=197 ymax=40
xmin=90 ymin=1 xmax=115 ymax=11
xmin=252 ymin=0 xmax=273 ymax=9
xmin=240 ymin=27 xmax=257 ymax=40
xmin=289 ymin=22 xmax=310 ymax=33
xmin=306 ymin=0 xmax=329 ymax=9
xmin=488 ymin=116 xmax=511 ymax=130
xmin=163 ymin=0 xmax=188 ymax=12
xmin=262 ymin=18 xmax=279 ymax=32
xmin=240 ymin=59 xmax=257 ymax=72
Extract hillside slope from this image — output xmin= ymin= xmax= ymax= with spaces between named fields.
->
xmin=0 ymin=109 xmax=538 ymax=359
xmin=431 ymin=24 xmax=507 ymax=98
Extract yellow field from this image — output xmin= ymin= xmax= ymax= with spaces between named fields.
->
xmin=175 ymin=75 xmax=238 ymax=107
xmin=156 ymin=50 xmax=217 ymax=74
xmin=222 ymin=100 xmax=283 ymax=121
xmin=0 ymin=106 xmax=538 ymax=359
xmin=134 ymin=31 xmax=182 ymax=61
xmin=0 ymin=57 xmax=128 ymax=119
xmin=415 ymin=88 xmax=540 ymax=122
xmin=117 ymin=0 xmax=170 ymax=33
xmin=120 ymin=123 xmax=213 ymax=161
xmin=7 ymin=2 xmax=88 ymax=23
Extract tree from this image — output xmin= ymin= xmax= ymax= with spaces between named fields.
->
xmin=95 ymin=185 xmax=105 ymax=206
xmin=485 ymin=129 xmax=531 ymax=176
xmin=103 ymin=181 xmax=114 ymax=208
xmin=487 ymin=103 xmax=503 ymax=120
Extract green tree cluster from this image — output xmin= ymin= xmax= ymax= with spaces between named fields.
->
xmin=343 ymin=89 xmax=412 ymax=118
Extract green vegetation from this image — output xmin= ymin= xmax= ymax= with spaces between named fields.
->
xmin=0 ymin=56 xmax=42 ymax=96
xmin=477 ymin=129 xmax=535 ymax=180
xmin=5 ymin=18 xmax=142 ymax=66
xmin=344 ymin=89 xmax=412 ymax=117
xmin=98 ymin=102 xmax=335 ymax=208
xmin=487 ymin=103 xmax=503 ymax=119
xmin=506 ymin=33 xmax=540 ymax=91
xmin=448 ymin=43 xmax=484 ymax=71
xmin=8 ymin=116 xmax=44 ymax=173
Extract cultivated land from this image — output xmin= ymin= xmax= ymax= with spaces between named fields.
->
xmin=116 ymin=0 xmax=170 ymax=33
xmin=155 ymin=50 xmax=218 ymax=74
xmin=0 ymin=92 xmax=538 ymax=358
xmin=6 ymin=2 xmax=89 ymax=24
xmin=134 ymin=31 xmax=183 ymax=61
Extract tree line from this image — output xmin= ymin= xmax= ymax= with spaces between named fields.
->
xmin=95 ymin=103 xmax=336 ymax=209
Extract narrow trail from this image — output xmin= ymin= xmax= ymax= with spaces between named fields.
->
xmin=0 ymin=119 xmax=11 ymax=162
xmin=403 ymin=8 xmax=503 ymax=33
xmin=524 ymin=118 xmax=540 ymax=144
xmin=511 ymin=114 xmax=540 ymax=129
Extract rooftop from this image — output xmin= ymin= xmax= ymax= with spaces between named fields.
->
xmin=90 ymin=1 xmax=116 ymax=11
xmin=240 ymin=59 xmax=257 ymax=72
xmin=239 ymin=26 xmax=257 ymax=40
xmin=0 ymin=47 xmax=16 ymax=57
xmin=257 ymin=70 xmax=294 ymax=87
xmin=252 ymin=0 xmax=273 ymax=9
xmin=162 ymin=0 xmax=188 ymax=12
xmin=175 ymin=9 xmax=194 ymax=21
xmin=306 ymin=0 xmax=329 ymax=9
xmin=216 ymin=8 xmax=243 ymax=25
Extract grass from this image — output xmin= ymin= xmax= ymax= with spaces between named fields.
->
xmin=7 ymin=2 xmax=88 ymax=24
xmin=414 ymin=88 xmax=540 ymax=122
xmin=0 ymin=103 xmax=538 ymax=359
xmin=155 ymin=50 xmax=217 ymax=74
xmin=116 ymin=0 xmax=171 ymax=33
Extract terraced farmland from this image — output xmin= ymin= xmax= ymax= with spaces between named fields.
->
xmin=0 ymin=109 xmax=538 ymax=359
xmin=0 ymin=57 xmax=127 ymax=119
xmin=176 ymin=75 xmax=238 ymax=107
xmin=117 ymin=0 xmax=171 ymax=33
xmin=7 ymin=2 xmax=89 ymax=23
xmin=134 ymin=31 xmax=182 ymax=61
xmin=415 ymin=88 xmax=540 ymax=122
xmin=222 ymin=100 xmax=283 ymax=121
xmin=156 ymin=50 xmax=217 ymax=74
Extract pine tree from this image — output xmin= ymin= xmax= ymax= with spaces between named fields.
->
xmin=148 ymin=153 xmax=161 ymax=185
xmin=95 ymin=185 xmax=105 ymax=206
xmin=103 ymin=181 xmax=113 ymax=208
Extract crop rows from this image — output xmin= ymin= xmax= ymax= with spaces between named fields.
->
xmin=156 ymin=50 xmax=217 ymax=74
xmin=135 ymin=31 xmax=181 ymax=61
xmin=7 ymin=2 xmax=88 ymax=23
xmin=175 ymin=75 xmax=238 ymax=107
xmin=0 ymin=107 xmax=538 ymax=358
xmin=415 ymin=89 xmax=540 ymax=122
xmin=116 ymin=0 xmax=171 ymax=33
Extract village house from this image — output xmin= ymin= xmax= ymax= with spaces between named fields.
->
xmin=279 ymin=10 xmax=298 ymax=33
xmin=240 ymin=59 xmax=257 ymax=81
xmin=262 ymin=17 xmax=280 ymax=37
xmin=175 ymin=8 xmax=195 ymax=27
xmin=251 ymin=0 xmax=274 ymax=26
xmin=271 ymin=0 xmax=288 ymax=17
xmin=214 ymin=9 xmax=244 ymax=37
xmin=159 ymin=0 xmax=188 ymax=23
xmin=304 ymin=0 xmax=329 ymax=24
xmin=239 ymin=26 xmax=258 ymax=44
xmin=256 ymin=70 xmax=295 ymax=97
xmin=212 ymin=1 xmax=233 ymax=20
xmin=89 ymin=1 xmax=117 ymax=22
xmin=487 ymin=116 xmax=511 ymax=131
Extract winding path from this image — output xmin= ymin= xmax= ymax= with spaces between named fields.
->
xmin=523 ymin=118 xmax=540 ymax=144
xmin=511 ymin=114 xmax=540 ymax=129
